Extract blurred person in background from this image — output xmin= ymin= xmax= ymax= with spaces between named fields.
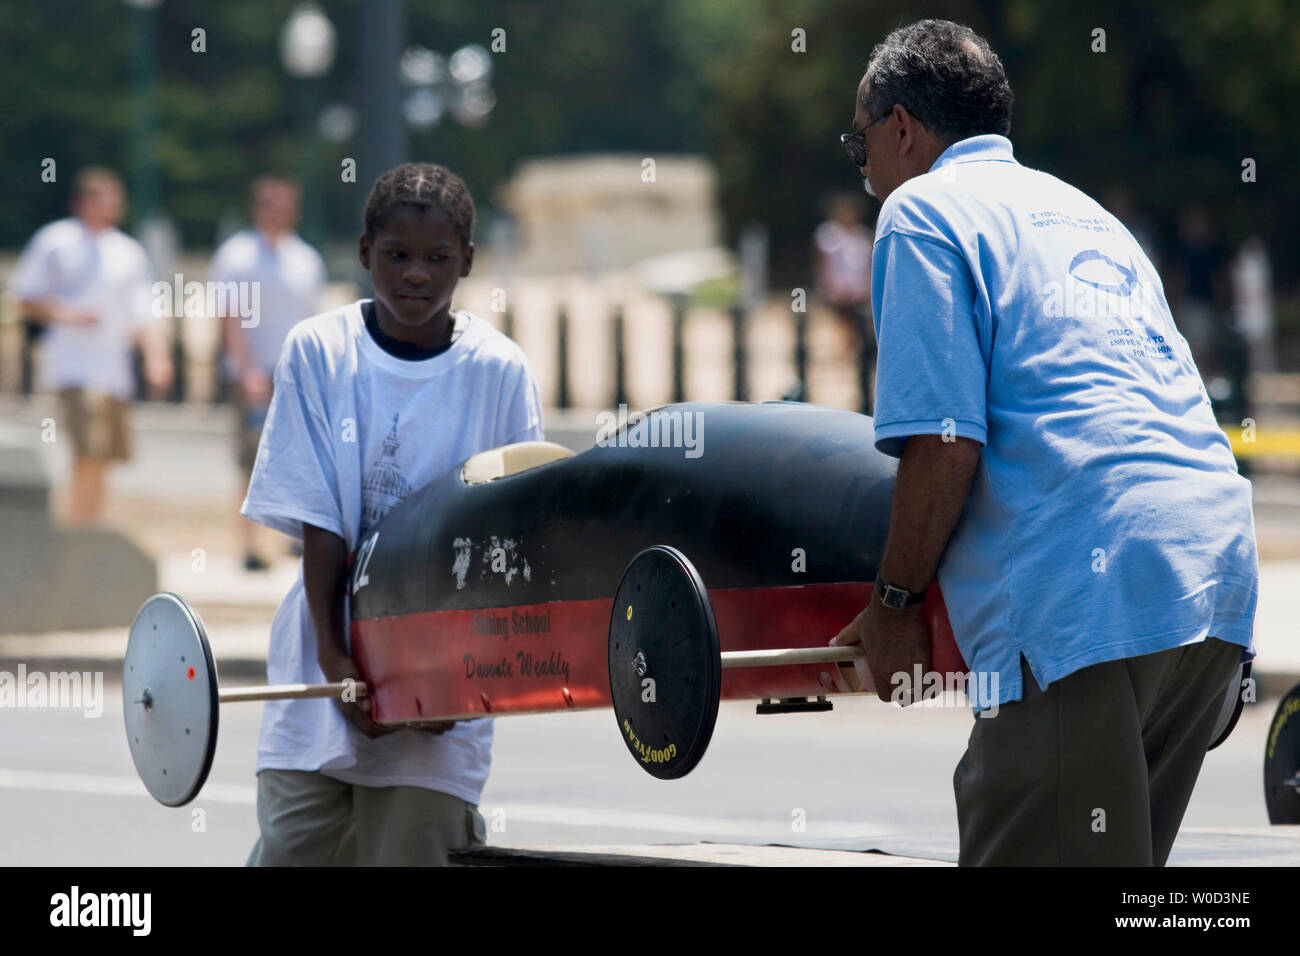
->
xmin=1231 ymin=236 xmax=1275 ymax=375
xmin=1102 ymin=183 xmax=1160 ymax=271
xmin=10 ymin=166 xmax=172 ymax=524
xmin=1169 ymin=204 xmax=1230 ymax=372
xmin=813 ymin=192 xmax=876 ymax=413
xmin=210 ymin=176 xmax=326 ymax=571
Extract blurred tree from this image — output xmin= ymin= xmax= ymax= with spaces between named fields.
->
xmin=0 ymin=0 xmax=1297 ymax=305
xmin=697 ymin=0 xmax=1300 ymax=289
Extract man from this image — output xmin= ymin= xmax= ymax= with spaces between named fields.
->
xmin=829 ymin=20 xmax=1257 ymax=866
xmin=813 ymin=193 xmax=876 ymax=413
xmin=11 ymin=167 xmax=171 ymax=524
xmin=210 ymin=176 xmax=326 ymax=571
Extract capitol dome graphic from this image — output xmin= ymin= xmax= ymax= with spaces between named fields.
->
xmin=361 ymin=414 xmax=412 ymax=535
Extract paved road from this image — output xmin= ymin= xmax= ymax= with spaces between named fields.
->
xmin=0 ymin=677 xmax=1281 ymax=865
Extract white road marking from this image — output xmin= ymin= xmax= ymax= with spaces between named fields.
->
xmin=0 ymin=767 xmax=255 ymax=804
xmin=477 ymin=801 xmax=896 ymax=838
xmin=0 ymin=767 xmax=895 ymax=838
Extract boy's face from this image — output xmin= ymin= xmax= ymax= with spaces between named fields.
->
xmin=359 ymin=205 xmax=474 ymax=333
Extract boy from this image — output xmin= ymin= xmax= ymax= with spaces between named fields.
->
xmin=242 ymin=163 xmax=543 ymax=865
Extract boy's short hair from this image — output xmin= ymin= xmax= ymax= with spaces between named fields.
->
xmin=363 ymin=163 xmax=475 ymax=249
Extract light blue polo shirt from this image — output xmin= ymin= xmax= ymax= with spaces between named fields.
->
xmin=870 ymin=134 xmax=1257 ymax=712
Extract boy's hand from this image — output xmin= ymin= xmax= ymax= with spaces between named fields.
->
xmin=319 ymin=648 xmax=454 ymax=738
xmin=303 ymin=523 xmax=452 ymax=740
xmin=318 ymin=647 xmax=397 ymax=739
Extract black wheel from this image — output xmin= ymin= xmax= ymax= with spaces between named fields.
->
xmin=1264 ymin=682 xmax=1300 ymax=824
xmin=608 ymin=546 xmax=721 ymax=780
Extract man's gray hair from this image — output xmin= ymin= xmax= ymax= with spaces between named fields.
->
xmin=863 ymin=19 xmax=1013 ymax=143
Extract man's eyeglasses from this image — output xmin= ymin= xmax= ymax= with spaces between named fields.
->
xmin=840 ymin=113 xmax=889 ymax=168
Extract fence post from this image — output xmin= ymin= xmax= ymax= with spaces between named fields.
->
xmin=171 ymin=314 xmax=186 ymax=402
xmin=556 ymin=304 xmax=570 ymax=409
xmin=732 ymin=304 xmax=748 ymax=402
xmin=671 ymin=294 xmax=685 ymax=404
xmin=612 ymin=305 xmax=627 ymax=407
xmin=793 ymin=306 xmax=808 ymax=399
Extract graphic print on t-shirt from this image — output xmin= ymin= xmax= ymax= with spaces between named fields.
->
xmin=360 ymin=414 xmax=412 ymax=536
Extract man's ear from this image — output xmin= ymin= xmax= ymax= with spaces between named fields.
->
xmin=460 ymin=242 xmax=475 ymax=278
xmin=893 ymin=103 xmax=915 ymax=151
xmin=358 ymin=234 xmax=371 ymax=271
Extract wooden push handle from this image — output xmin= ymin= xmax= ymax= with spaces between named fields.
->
xmin=219 ymin=681 xmax=369 ymax=703
xmin=720 ymin=645 xmax=865 ymax=669
xmin=215 ymin=647 xmax=864 ymax=704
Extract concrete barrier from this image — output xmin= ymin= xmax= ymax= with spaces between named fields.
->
xmin=0 ymin=432 xmax=156 ymax=633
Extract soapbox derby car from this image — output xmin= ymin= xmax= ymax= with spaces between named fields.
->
xmin=345 ymin=400 xmax=1249 ymax=773
xmin=124 ymin=400 xmax=1253 ymax=806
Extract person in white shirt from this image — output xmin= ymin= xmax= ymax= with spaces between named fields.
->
xmin=813 ymin=193 xmax=876 ymax=413
xmin=10 ymin=167 xmax=172 ymax=524
xmin=241 ymin=163 xmax=543 ymax=866
xmin=210 ymin=176 xmax=326 ymax=571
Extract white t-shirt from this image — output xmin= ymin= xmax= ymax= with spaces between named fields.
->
xmin=209 ymin=229 xmax=326 ymax=376
xmin=241 ymin=300 xmax=544 ymax=802
xmin=9 ymin=218 xmax=154 ymax=398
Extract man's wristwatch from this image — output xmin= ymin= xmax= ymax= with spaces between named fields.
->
xmin=874 ymin=572 xmax=926 ymax=610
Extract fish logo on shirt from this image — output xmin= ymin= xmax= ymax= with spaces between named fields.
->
xmin=1068 ymin=249 xmax=1141 ymax=297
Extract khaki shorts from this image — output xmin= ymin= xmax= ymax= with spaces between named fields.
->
xmin=246 ymin=768 xmax=487 ymax=867
xmin=234 ymin=386 xmax=272 ymax=474
xmin=57 ymin=388 xmax=131 ymax=461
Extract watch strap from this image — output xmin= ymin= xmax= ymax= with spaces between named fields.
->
xmin=874 ymin=572 xmax=926 ymax=609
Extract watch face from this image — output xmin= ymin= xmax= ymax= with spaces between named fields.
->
xmin=877 ymin=578 xmax=921 ymax=609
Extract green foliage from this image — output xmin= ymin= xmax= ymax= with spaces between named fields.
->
xmin=1 ymin=0 xmax=1297 ymax=293
xmin=699 ymin=0 xmax=1300 ymax=285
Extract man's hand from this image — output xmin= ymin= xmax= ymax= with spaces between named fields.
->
xmin=830 ymin=434 xmax=980 ymax=705
xmin=59 ymin=306 xmax=99 ymax=327
xmin=143 ymin=353 xmax=173 ymax=399
xmin=239 ymin=366 xmax=272 ymax=406
xmin=18 ymin=299 xmax=98 ymax=328
xmin=830 ymin=598 xmax=931 ymax=704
